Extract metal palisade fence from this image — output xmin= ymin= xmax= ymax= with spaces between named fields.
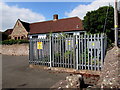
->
xmin=29 ymin=33 xmax=107 ymax=71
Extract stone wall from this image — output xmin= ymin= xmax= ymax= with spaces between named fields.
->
xmin=96 ymin=46 xmax=120 ymax=88
xmin=50 ymin=74 xmax=83 ymax=89
xmin=0 ymin=44 xmax=29 ymax=55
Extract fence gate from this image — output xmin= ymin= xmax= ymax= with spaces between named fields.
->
xmin=29 ymin=33 xmax=107 ymax=71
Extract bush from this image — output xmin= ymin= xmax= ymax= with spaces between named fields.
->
xmin=1 ymin=39 xmax=29 ymax=45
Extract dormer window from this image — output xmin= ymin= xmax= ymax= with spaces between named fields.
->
xmin=76 ymin=25 xmax=79 ymax=29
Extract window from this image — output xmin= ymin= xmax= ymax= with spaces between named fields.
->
xmin=80 ymin=32 xmax=85 ymax=35
xmin=18 ymin=37 xmax=20 ymax=39
xmin=68 ymin=33 xmax=73 ymax=36
xmin=32 ymin=36 xmax=38 ymax=38
xmin=15 ymin=37 xmax=17 ymax=40
xmin=21 ymin=36 xmax=24 ymax=39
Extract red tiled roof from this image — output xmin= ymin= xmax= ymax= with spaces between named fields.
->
xmin=30 ymin=17 xmax=84 ymax=34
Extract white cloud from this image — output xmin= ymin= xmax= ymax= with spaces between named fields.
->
xmin=65 ymin=0 xmax=114 ymax=20
xmin=0 ymin=2 xmax=45 ymax=32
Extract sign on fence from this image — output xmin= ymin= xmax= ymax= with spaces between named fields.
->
xmin=65 ymin=39 xmax=74 ymax=50
xmin=37 ymin=42 xmax=43 ymax=49
xmin=87 ymin=41 xmax=100 ymax=49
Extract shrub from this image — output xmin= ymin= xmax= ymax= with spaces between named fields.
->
xmin=1 ymin=39 xmax=29 ymax=45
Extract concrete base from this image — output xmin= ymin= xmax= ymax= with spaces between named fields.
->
xmin=29 ymin=64 xmax=100 ymax=76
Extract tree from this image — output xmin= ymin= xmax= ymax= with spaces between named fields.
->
xmin=83 ymin=6 xmax=118 ymax=45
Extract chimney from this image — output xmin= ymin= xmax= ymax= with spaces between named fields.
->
xmin=53 ymin=14 xmax=58 ymax=21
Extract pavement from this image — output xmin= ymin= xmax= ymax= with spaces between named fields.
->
xmin=2 ymin=55 xmax=69 ymax=88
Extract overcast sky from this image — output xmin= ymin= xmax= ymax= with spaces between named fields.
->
xmin=0 ymin=0 xmax=119 ymax=32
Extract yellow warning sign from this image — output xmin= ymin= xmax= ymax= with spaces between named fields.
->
xmin=37 ymin=42 xmax=43 ymax=49
xmin=115 ymin=25 xmax=118 ymax=28
xmin=76 ymin=41 xmax=78 ymax=44
xmin=92 ymin=43 xmax=95 ymax=46
xmin=68 ymin=40 xmax=71 ymax=45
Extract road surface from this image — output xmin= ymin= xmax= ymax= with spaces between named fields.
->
xmin=2 ymin=55 xmax=69 ymax=88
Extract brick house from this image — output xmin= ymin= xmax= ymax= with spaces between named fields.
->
xmin=10 ymin=19 xmax=30 ymax=40
xmin=29 ymin=15 xmax=85 ymax=38
xmin=9 ymin=15 xmax=84 ymax=39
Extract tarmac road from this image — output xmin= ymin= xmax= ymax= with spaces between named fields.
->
xmin=2 ymin=55 xmax=69 ymax=88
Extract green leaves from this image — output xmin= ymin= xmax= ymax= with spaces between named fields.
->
xmin=83 ymin=6 xmax=119 ymax=48
xmin=1 ymin=39 xmax=29 ymax=45
xmin=83 ymin=6 xmax=114 ymax=34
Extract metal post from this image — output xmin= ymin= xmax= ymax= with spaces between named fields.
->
xmin=73 ymin=35 xmax=76 ymax=69
xmin=49 ymin=35 xmax=52 ymax=67
xmin=29 ymin=39 xmax=33 ymax=64
xmin=101 ymin=34 xmax=104 ymax=70
xmin=114 ymin=0 xmax=118 ymax=46
xmin=76 ymin=35 xmax=78 ymax=70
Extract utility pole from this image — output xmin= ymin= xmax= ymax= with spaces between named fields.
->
xmin=114 ymin=0 xmax=118 ymax=46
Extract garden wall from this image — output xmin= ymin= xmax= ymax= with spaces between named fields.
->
xmin=0 ymin=44 xmax=29 ymax=55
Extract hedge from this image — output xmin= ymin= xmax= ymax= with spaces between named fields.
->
xmin=0 ymin=39 xmax=29 ymax=45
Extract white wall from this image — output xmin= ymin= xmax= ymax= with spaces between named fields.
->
xmin=38 ymin=34 xmax=46 ymax=38
xmin=73 ymin=32 xmax=79 ymax=35
xmin=29 ymin=31 xmax=86 ymax=39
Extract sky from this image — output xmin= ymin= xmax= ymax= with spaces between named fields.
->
xmin=0 ymin=0 xmax=120 ymax=32
xmin=6 ymin=2 xmax=91 ymax=20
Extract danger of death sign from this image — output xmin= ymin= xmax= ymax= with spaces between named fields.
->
xmin=37 ymin=42 xmax=43 ymax=49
